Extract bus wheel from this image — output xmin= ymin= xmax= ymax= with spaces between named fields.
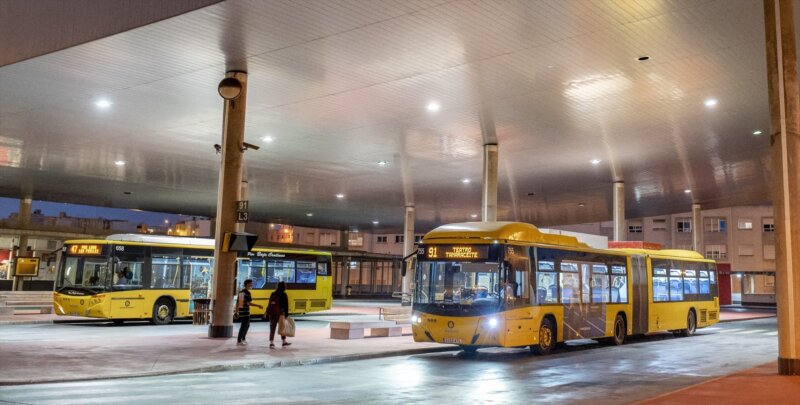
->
xmin=152 ymin=299 xmax=174 ymax=325
xmin=531 ymin=318 xmax=556 ymax=355
xmin=611 ymin=314 xmax=626 ymax=345
xmin=460 ymin=346 xmax=478 ymax=355
xmin=680 ymin=310 xmax=696 ymax=337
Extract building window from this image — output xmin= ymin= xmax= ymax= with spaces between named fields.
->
xmin=414 ymin=235 xmax=423 ymax=243
xmin=764 ymin=245 xmax=776 ymax=260
xmin=376 ymin=236 xmax=387 ymax=243
xmin=704 ymin=217 xmax=727 ymax=233
xmin=628 ymin=225 xmax=643 ymax=233
xmin=763 ymin=218 xmax=775 ymax=232
xmin=738 ymin=245 xmax=754 ymax=256
xmin=651 ymin=219 xmax=667 ymax=231
xmin=395 ymin=235 xmax=404 ymax=244
xmin=737 ymin=219 xmax=753 ymax=230
xmin=705 ymin=244 xmax=727 ymax=260
xmin=676 ymin=218 xmax=692 ymax=233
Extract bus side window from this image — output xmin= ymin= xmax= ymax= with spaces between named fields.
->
xmin=611 ymin=264 xmax=627 ymax=303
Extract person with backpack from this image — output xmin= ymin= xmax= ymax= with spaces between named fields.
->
xmin=236 ymin=279 xmax=262 ymax=346
xmin=267 ymin=281 xmax=290 ymax=348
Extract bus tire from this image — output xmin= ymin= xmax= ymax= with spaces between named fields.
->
xmin=611 ymin=314 xmax=626 ymax=345
xmin=531 ymin=317 xmax=556 ymax=355
xmin=680 ymin=310 xmax=696 ymax=337
xmin=152 ymin=299 xmax=174 ymax=325
xmin=460 ymin=345 xmax=478 ymax=354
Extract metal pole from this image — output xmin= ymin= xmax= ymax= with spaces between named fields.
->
xmin=401 ymin=205 xmax=415 ymax=305
xmin=209 ymin=71 xmax=248 ymax=339
xmin=612 ymin=181 xmax=625 ymax=241
xmin=764 ymin=0 xmax=800 ymax=375
xmin=482 ymin=144 xmax=498 ymax=222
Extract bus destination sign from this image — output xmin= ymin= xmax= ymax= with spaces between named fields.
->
xmin=422 ymin=245 xmax=490 ymax=261
xmin=68 ymin=244 xmax=103 ymax=256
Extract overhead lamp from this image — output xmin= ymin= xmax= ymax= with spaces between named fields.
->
xmin=261 ymin=135 xmax=274 ymax=143
xmin=590 ymin=159 xmax=601 ymax=165
xmin=426 ymin=102 xmax=441 ymax=112
xmin=114 ymin=160 xmax=126 ymax=166
xmin=372 ymin=220 xmax=379 ymax=225
xmin=704 ymin=98 xmax=718 ymax=108
xmin=753 ymin=130 xmax=762 ymax=136
xmin=336 ymin=193 xmax=345 ymax=199
xmin=306 ymin=213 xmax=313 ymax=217
xmin=462 ymin=178 xmax=471 ymax=184
xmin=378 ymin=160 xmax=389 ymax=166
xmin=578 ymin=203 xmax=586 ymax=207
xmin=470 ymin=214 xmax=478 ymax=219
xmin=684 ymin=189 xmax=692 ymax=193
xmin=95 ymin=99 xmax=112 ymax=109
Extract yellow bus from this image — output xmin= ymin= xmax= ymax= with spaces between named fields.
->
xmin=53 ymin=234 xmax=333 ymax=324
xmin=410 ymin=222 xmax=719 ymax=354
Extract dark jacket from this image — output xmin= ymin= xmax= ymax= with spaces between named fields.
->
xmin=268 ymin=290 xmax=289 ymax=317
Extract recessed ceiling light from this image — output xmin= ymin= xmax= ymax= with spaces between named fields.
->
xmin=590 ymin=159 xmax=601 ymax=165
xmin=123 ymin=191 xmax=132 ymax=195
xmin=462 ymin=178 xmax=471 ymax=184
xmin=684 ymin=189 xmax=692 ymax=193
xmin=114 ymin=160 xmax=125 ymax=166
xmin=336 ymin=193 xmax=345 ymax=199
xmin=637 ymin=56 xmax=650 ymax=61
xmin=527 ymin=192 xmax=535 ymax=196
xmin=704 ymin=98 xmax=718 ymax=107
xmin=372 ymin=220 xmax=379 ymax=225
xmin=306 ymin=213 xmax=313 ymax=217
xmin=261 ymin=135 xmax=274 ymax=143
xmin=470 ymin=214 xmax=478 ymax=218
xmin=95 ymin=99 xmax=112 ymax=109
xmin=426 ymin=102 xmax=441 ymax=112
xmin=578 ymin=203 xmax=586 ymax=207
xmin=378 ymin=160 xmax=389 ymax=166
xmin=753 ymin=130 xmax=762 ymax=136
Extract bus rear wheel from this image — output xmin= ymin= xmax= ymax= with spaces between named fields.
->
xmin=679 ymin=310 xmax=696 ymax=337
xmin=611 ymin=314 xmax=626 ymax=345
xmin=531 ymin=318 xmax=556 ymax=355
xmin=152 ymin=299 xmax=174 ymax=325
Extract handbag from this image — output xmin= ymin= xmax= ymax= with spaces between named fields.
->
xmin=277 ymin=314 xmax=286 ymax=335
xmin=283 ymin=316 xmax=296 ymax=337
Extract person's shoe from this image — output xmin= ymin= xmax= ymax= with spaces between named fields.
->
xmin=282 ymin=341 xmax=291 ymax=347
xmin=242 ymin=340 xmax=248 ymax=345
xmin=269 ymin=342 xmax=275 ymax=348
xmin=237 ymin=341 xmax=245 ymax=346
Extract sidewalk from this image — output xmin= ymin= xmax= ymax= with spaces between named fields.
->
xmin=635 ymin=362 xmax=800 ymax=405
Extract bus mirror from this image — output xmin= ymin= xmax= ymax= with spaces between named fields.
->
xmin=222 ymin=232 xmax=258 ymax=252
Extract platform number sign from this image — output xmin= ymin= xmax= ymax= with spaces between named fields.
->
xmin=236 ymin=200 xmax=249 ymax=223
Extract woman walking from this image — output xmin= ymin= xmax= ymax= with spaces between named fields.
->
xmin=267 ymin=281 xmax=291 ymax=348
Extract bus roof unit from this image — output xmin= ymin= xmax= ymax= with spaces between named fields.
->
xmin=422 ymin=221 xmax=588 ymax=248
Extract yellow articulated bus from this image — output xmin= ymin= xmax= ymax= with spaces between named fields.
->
xmin=53 ymin=234 xmax=333 ymax=324
xmin=410 ymin=222 xmax=719 ymax=354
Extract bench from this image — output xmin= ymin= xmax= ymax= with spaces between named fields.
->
xmin=329 ymin=320 xmax=403 ymax=339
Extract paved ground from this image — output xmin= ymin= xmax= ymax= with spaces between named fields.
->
xmin=0 ymin=318 xmax=781 ymax=404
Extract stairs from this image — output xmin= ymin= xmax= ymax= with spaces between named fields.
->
xmin=0 ymin=291 xmax=54 ymax=315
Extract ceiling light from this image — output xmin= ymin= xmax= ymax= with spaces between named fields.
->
xmin=470 ymin=214 xmax=478 ymax=219
xmin=590 ymin=159 xmax=601 ymax=165
xmin=372 ymin=220 xmax=379 ymax=225
xmin=637 ymin=56 xmax=650 ymax=61
xmin=462 ymin=178 xmax=471 ymax=184
xmin=704 ymin=98 xmax=718 ymax=107
xmin=336 ymin=193 xmax=345 ymax=199
xmin=123 ymin=191 xmax=132 ymax=195
xmin=261 ymin=135 xmax=274 ymax=143
xmin=95 ymin=99 xmax=112 ymax=109
xmin=426 ymin=102 xmax=441 ymax=112
xmin=684 ymin=189 xmax=692 ymax=193
xmin=753 ymin=130 xmax=762 ymax=136
xmin=306 ymin=213 xmax=313 ymax=217
xmin=378 ymin=160 xmax=388 ymax=166
xmin=578 ymin=203 xmax=586 ymax=207
xmin=114 ymin=160 xmax=125 ymax=166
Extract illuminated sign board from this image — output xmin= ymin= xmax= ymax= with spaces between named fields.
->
xmin=15 ymin=257 xmax=39 ymax=277
xmin=68 ymin=244 xmax=103 ymax=256
xmin=421 ymin=245 xmax=490 ymax=261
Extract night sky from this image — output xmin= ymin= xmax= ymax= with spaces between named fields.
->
xmin=0 ymin=197 xmax=201 ymax=226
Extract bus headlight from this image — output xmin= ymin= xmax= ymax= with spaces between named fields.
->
xmin=411 ymin=314 xmax=420 ymax=324
xmin=488 ymin=317 xmax=498 ymax=329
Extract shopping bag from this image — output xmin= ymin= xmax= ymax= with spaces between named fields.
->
xmin=277 ymin=315 xmax=286 ymax=335
xmin=283 ymin=316 xmax=296 ymax=337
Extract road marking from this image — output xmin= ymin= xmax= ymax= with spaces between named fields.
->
xmin=734 ymin=330 xmax=762 ymax=334
xmin=718 ymin=328 xmax=741 ymax=333
xmin=765 ymin=331 xmax=779 ymax=336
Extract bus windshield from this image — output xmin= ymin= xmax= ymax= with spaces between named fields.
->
xmin=57 ymin=255 xmax=111 ymax=293
xmin=415 ymin=261 xmax=501 ymax=306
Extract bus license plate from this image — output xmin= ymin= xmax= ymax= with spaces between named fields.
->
xmin=443 ymin=337 xmax=462 ymax=344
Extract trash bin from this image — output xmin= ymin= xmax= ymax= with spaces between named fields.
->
xmin=192 ymin=298 xmax=212 ymax=325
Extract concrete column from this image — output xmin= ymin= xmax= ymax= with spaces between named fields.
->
xmin=764 ymin=0 xmax=800 ymax=375
xmin=482 ymin=143 xmax=498 ymax=222
xmin=691 ymin=203 xmax=703 ymax=252
xmin=401 ymin=205 xmax=415 ymax=305
xmin=12 ymin=197 xmax=32 ymax=287
xmin=209 ymin=71 xmax=248 ymax=339
xmin=612 ymin=181 xmax=625 ymax=241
